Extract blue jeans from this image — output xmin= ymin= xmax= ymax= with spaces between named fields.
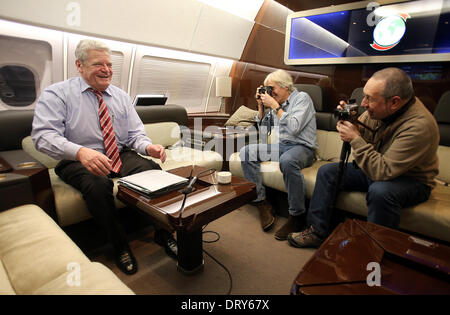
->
xmin=307 ymin=162 xmax=432 ymax=238
xmin=239 ymin=142 xmax=315 ymax=216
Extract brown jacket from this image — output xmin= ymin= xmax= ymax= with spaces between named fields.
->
xmin=350 ymin=97 xmax=439 ymax=188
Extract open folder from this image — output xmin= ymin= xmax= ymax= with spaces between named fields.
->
xmin=118 ymin=169 xmax=188 ymax=198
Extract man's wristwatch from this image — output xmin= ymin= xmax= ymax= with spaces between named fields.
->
xmin=274 ymin=106 xmax=282 ymax=114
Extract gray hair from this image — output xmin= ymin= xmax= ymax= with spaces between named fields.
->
xmin=264 ymin=69 xmax=294 ymax=92
xmin=372 ymin=67 xmax=414 ymax=101
xmin=75 ymin=39 xmax=111 ymax=63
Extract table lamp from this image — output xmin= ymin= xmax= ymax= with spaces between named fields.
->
xmin=216 ymin=76 xmax=232 ymax=114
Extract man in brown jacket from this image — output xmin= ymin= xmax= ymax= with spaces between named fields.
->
xmin=287 ymin=67 xmax=439 ymax=248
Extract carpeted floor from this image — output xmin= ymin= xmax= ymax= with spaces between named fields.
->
xmin=79 ymin=204 xmax=316 ymax=295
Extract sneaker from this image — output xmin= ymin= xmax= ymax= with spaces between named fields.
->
xmin=287 ymin=225 xmax=323 ymax=248
xmin=274 ymin=214 xmax=305 ymax=241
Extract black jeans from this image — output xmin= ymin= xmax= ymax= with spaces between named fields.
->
xmin=55 ymin=148 xmax=161 ymax=253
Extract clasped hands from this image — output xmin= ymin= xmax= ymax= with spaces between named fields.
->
xmin=77 ymin=144 xmax=166 ymax=176
xmin=336 ymin=100 xmax=360 ymax=143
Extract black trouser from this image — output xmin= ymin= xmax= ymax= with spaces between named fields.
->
xmin=55 ymin=148 xmax=161 ymax=253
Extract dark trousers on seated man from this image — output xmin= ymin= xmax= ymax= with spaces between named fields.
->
xmin=55 ymin=148 xmax=177 ymax=274
xmin=298 ymin=162 xmax=431 ymax=245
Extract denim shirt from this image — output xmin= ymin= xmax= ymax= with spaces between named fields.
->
xmin=32 ymin=77 xmax=152 ymax=161
xmin=255 ymin=88 xmax=318 ymax=150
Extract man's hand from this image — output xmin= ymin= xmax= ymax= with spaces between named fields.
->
xmin=255 ymin=85 xmax=277 ymax=110
xmin=76 ymin=147 xmax=112 ymax=176
xmin=146 ymin=144 xmax=166 ymax=163
xmin=338 ymin=100 xmax=347 ymax=109
xmin=336 ymin=120 xmax=360 ymax=143
xmin=259 ymin=92 xmax=278 ymax=110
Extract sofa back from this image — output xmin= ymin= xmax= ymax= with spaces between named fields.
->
xmin=135 ymin=104 xmax=187 ymax=148
xmin=0 ymin=104 xmax=187 ymax=149
xmin=2 ymin=104 xmax=189 ymax=168
xmin=136 ymin=104 xmax=188 ymax=127
xmin=0 ymin=110 xmax=34 ymax=151
xmin=437 ymin=146 xmax=450 ymax=184
xmin=433 ymin=91 xmax=450 ymax=184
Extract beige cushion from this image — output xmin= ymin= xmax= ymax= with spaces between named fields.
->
xmin=0 ymin=259 xmax=15 ymax=295
xmin=398 ymin=184 xmax=450 ymax=242
xmin=0 ymin=205 xmax=90 ymax=294
xmin=229 ymin=152 xmax=243 ymax=178
xmin=32 ymin=262 xmax=133 ymax=295
xmin=334 ymin=185 xmax=450 ymax=243
xmin=230 ymin=151 xmax=327 ymax=197
xmin=0 ymin=204 xmax=134 ymax=294
xmin=316 ymin=130 xmax=343 ymax=162
xmin=48 ymin=169 xmax=126 ymax=227
xmin=225 ymin=106 xmax=257 ymax=127
xmin=437 ymin=145 xmax=450 ymax=184
xmin=144 ymin=122 xmax=181 ymax=148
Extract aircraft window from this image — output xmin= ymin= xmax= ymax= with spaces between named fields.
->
xmin=136 ymin=56 xmax=210 ymax=112
xmin=0 ymin=65 xmax=36 ymax=107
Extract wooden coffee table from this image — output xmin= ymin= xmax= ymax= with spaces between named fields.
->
xmin=117 ymin=165 xmax=256 ymax=274
xmin=291 ymin=219 xmax=450 ymax=294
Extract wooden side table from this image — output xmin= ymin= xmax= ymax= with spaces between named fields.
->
xmin=0 ymin=150 xmax=56 ymax=220
xmin=185 ymin=126 xmax=259 ymax=170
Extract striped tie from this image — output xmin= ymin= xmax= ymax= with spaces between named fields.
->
xmin=89 ymin=88 xmax=122 ymax=174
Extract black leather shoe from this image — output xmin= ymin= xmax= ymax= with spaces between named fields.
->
xmin=116 ymin=250 xmax=138 ymax=275
xmin=155 ymin=230 xmax=178 ymax=260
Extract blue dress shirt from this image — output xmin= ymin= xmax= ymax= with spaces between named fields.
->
xmin=32 ymin=77 xmax=152 ymax=161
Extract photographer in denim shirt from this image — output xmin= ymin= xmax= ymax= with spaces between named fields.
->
xmin=239 ymin=70 xmax=318 ymax=241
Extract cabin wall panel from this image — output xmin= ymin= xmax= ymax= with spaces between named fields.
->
xmin=236 ymin=0 xmax=450 ymax=114
xmin=0 ymin=0 xmax=253 ymax=60
xmin=190 ymin=5 xmax=254 ymax=60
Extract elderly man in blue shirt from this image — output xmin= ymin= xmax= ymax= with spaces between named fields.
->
xmin=239 ymin=70 xmax=317 ymax=240
xmin=32 ymin=39 xmax=176 ymax=275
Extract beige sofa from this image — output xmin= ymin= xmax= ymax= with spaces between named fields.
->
xmin=0 ymin=204 xmax=134 ymax=295
xmin=20 ymin=105 xmax=223 ymax=227
xmin=229 ymin=86 xmax=450 ymax=243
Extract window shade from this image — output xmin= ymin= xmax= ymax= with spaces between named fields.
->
xmin=136 ymin=56 xmax=211 ymax=113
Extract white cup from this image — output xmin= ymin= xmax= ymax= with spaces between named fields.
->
xmin=217 ymin=171 xmax=232 ymax=184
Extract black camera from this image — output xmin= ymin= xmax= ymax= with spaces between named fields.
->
xmin=257 ymin=86 xmax=273 ymax=99
xmin=333 ymin=99 xmax=359 ymax=123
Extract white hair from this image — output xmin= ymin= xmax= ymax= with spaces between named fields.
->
xmin=75 ymin=39 xmax=111 ymax=63
xmin=264 ymin=70 xmax=294 ymax=92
